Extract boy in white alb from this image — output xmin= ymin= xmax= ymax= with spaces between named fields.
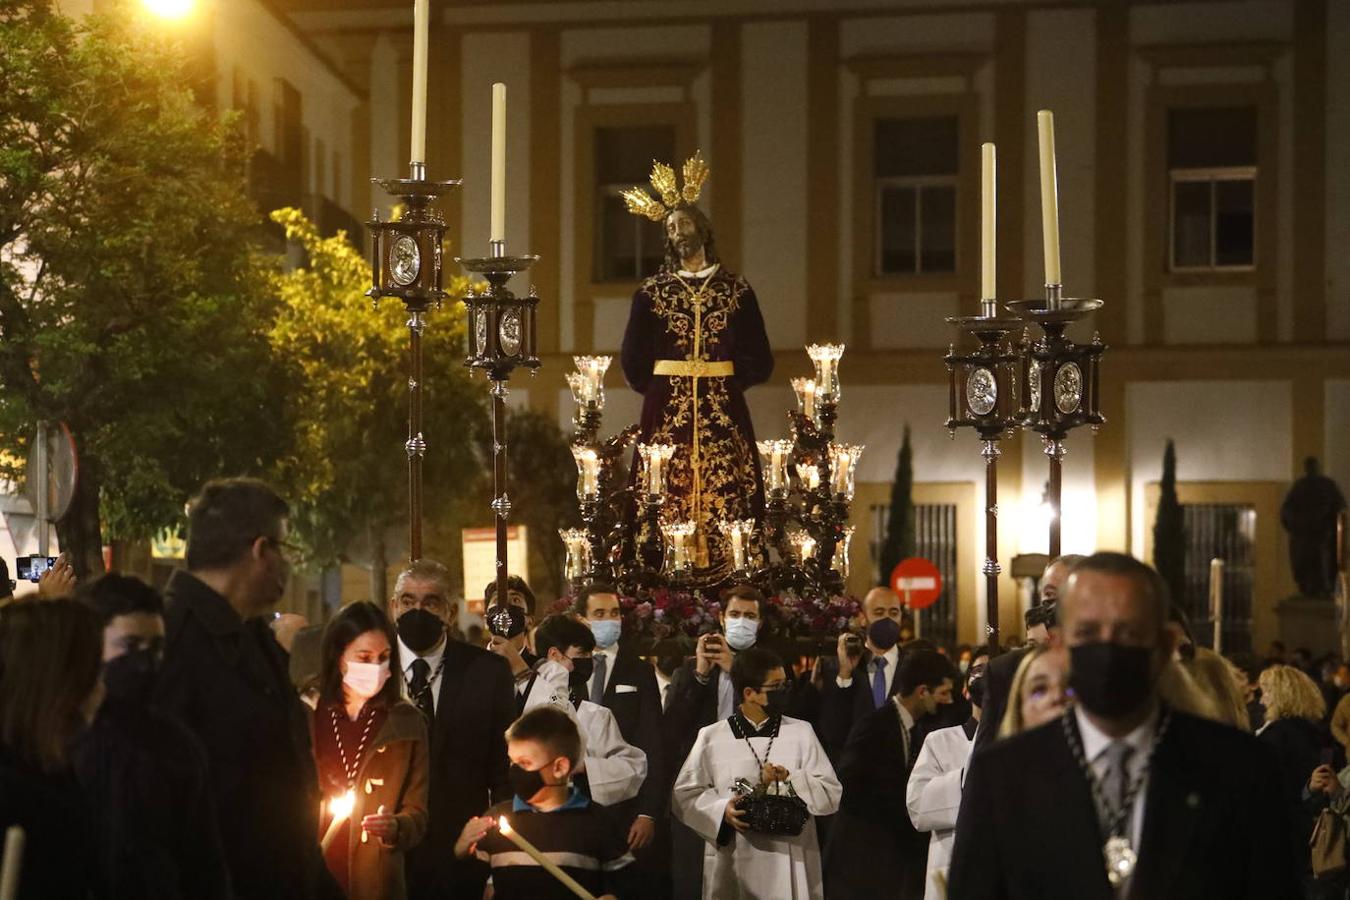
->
xmin=672 ymin=647 xmax=841 ymax=899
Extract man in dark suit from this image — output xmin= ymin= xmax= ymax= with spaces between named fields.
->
xmin=948 ymin=552 xmax=1299 ymax=899
xmin=154 ymin=478 xmax=339 ymax=900
xmin=825 ymin=649 xmax=955 ymax=900
xmin=388 ymin=560 xmax=515 ymax=900
xmin=817 ymin=586 xmax=907 ymax=758
xmin=576 ymin=582 xmax=667 ymax=892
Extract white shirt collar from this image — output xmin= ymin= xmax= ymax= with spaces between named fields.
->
xmin=877 ymin=644 xmax=900 ymax=670
xmin=594 ymin=643 xmax=619 ymax=662
xmin=1074 ymin=703 xmax=1159 ymax=764
xmin=398 ymin=635 xmax=445 ymax=674
xmin=676 ymin=262 xmax=719 ymax=279
xmin=893 ymin=696 xmax=916 ymax=732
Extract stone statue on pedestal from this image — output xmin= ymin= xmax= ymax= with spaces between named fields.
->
xmin=1280 ymin=457 xmax=1346 ymax=598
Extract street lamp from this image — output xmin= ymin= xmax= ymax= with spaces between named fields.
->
xmin=142 ymin=0 xmax=195 ymax=19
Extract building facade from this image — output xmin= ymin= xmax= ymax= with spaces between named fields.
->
xmin=288 ymin=0 xmax=1343 ymax=649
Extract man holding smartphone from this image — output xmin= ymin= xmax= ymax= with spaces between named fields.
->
xmin=817 ymin=586 xmax=906 ymax=759
xmin=484 ymin=575 xmax=538 ymax=702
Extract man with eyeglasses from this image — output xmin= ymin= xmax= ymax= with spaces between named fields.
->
xmin=388 ymin=559 xmax=516 ymax=900
xmin=155 ymin=478 xmax=340 ymax=900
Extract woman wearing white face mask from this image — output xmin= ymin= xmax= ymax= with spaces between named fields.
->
xmin=311 ymin=601 xmax=430 ymax=900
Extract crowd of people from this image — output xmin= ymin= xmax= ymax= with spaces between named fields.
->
xmin=0 ymin=476 xmax=1338 ymax=898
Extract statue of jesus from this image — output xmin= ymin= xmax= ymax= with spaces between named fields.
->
xmin=619 ymin=154 xmax=774 ymax=583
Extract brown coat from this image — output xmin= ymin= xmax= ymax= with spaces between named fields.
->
xmin=309 ymin=701 xmax=429 ymax=900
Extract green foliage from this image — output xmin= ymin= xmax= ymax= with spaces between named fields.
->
xmin=1153 ymin=439 xmax=1187 ymax=606
xmin=268 ymin=208 xmax=487 ymax=569
xmin=0 ymin=2 xmax=289 ymax=571
xmin=878 ymin=424 xmax=916 ymax=585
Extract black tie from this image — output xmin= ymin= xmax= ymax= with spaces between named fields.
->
xmin=409 ymin=658 xmax=435 ymax=722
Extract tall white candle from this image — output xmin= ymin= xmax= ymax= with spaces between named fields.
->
xmin=409 ymin=0 xmax=429 ymax=166
xmin=1036 ymin=110 xmax=1062 ymax=285
xmin=981 ymin=142 xmax=996 ymax=301
xmin=491 ymin=82 xmax=507 ymax=244
xmin=0 ymin=826 xmax=24 ymax=900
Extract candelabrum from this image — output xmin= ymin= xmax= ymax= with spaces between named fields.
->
xmin=558 ymin=344 xmax=861 ymax=604
xmin=366 ymin=161 xmax=461 ymax=561
xmin=456 ymin=238 xmax=540 ymax=612
xmin=563 ymin=355 xmax=642 ymax=591
xmin=1005 ymin=284 xmax=1107 ymax=560
xmin=945 ymin=305 xmax=1024 ymax=646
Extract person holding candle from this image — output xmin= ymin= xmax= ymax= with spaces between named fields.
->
xmin=672 ymin=647 xmax=841 ymax=899
xmin=619 ymin=154 xmax=774 ymax=585
xmin=455 ymin=705 xmax=632 ymax=899
xmin=310 ymin=601 xmax=428 ymax=900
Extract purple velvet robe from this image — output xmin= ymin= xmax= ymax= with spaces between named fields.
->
xmin=620 ymin=265 xmax=774 ymax=582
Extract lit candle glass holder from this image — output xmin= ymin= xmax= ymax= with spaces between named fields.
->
xmin=637 ymin=443 xmax=676 ymax=502
xmin=788 ymin=529 xmax=817 ymax=563
xmin=571 ymin=445 xmax=601 ymax=501
xmin=795 ymin=461 xmax=821 ymax=492
xmin=790 ymin=377 xmax=818 ymax=422
xmin=559 ymin=528 xmax=593 ymax=582
xmin=832 ymin=525 xmax=855 ymax=578
xmin=806 ymin=343 xmax=845 ymax=401
xmin=565 ymin=372 xmax=587 ymax=409
xmin=756 ymin=439 xmax=794 ymax=501
xmin=718 ymin=519 xmax=757 ymax=573
xmin=661 ymin=521 xmax=697 ymax=575
xmin=827 ymin=443 xmax=864 ymax=501
xmin=573 ymin=356 xmax=612 ymax=410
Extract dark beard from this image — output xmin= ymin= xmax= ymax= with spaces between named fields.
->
xmin=675 ymin=235 xmax=703 ymax=262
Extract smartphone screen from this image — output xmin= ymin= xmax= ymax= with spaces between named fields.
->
xmin=15 ymin=556 xmax=56 ymax=582
xmin=1322 ymin=748 xmax=1336 ymax=767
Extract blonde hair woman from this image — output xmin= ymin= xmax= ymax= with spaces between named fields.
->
xmin=998 ymin=645 xmax=1070 ymax=738
xmin=1256 ymin=664 xmax=1340 ymax=884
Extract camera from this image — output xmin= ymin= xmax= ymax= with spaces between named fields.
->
xmin=843 ymin=633 xmax=864 ymax=658
xmin=15 ymin=556 xmax=58 ymax=583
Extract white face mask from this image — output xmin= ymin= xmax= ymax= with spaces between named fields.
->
xmin=343 ymin=660 xmax=390 ymax=698
xmin=724 ymin=617 xmax=760 ymax=651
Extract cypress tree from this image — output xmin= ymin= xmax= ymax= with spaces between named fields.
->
xmin=1153 ymin=439 xmax=1187 ymax=608
xmin=879 ymin=425 xmax=916 ymax=585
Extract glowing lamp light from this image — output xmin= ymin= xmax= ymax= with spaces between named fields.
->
xmin=143 ymin=0 xmax=195 ymax=19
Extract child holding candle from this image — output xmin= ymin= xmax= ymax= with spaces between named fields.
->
xmin=310 ymin=601 xmax=429 ymax=900
xmin=455 ymin=705 xmax=632 ymax=899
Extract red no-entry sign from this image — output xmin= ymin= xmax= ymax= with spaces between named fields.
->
xmin=890 ymin=557 xmax=943 ymax=610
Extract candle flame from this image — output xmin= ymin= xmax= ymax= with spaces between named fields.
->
xmin=329 ymin=790 xmax=356 ymax=822
xmin=498 ymin=816 xmax=512 ymax=835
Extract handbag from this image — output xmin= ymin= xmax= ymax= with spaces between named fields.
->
xmin=731 ymin=777 xmax=810 ymax=837
xmin=732 ymin=720 xmax=811 ymax=837
xmin=1311 ymin=799 xmax=1348 ymax=879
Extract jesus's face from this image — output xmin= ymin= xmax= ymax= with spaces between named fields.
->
xmin=666 ymin=210 xmax=704 ymax=263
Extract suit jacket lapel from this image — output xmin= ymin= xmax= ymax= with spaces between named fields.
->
xmin=1128 ymin=728 xmax=1200 ymax=898
xmin=432 ymin=641 xmax=475 ymax=753
xmin=1046 ymin=721 xmax=1117 ymax=900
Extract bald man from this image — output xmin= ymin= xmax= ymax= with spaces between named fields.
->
xmin=949 ymin=552 xmax=1297 ymax=899
xmin=817 ymin=586 xmax=909 ymax=759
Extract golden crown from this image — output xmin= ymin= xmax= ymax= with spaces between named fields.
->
xmin=621 ymin=152 xmax=709 ymax=222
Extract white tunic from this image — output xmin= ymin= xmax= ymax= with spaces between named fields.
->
xmin=905 ymin=722 xmax=974 ymax=900
xmin=672 ymin=715 xmax=842 ymax=900
xmin=522 ymin=661 xmax=648 ymax=806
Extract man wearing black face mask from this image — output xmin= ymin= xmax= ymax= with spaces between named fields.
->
xmin=949 ymin=552 xmax=1299 ymax=899
xmin=818 ymin=586 xmax=907 ymax=760
xmin=388 ymin=559 xmax=516 ymax=900
xmin=74 ymin=574 xmax=230 ymax=900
